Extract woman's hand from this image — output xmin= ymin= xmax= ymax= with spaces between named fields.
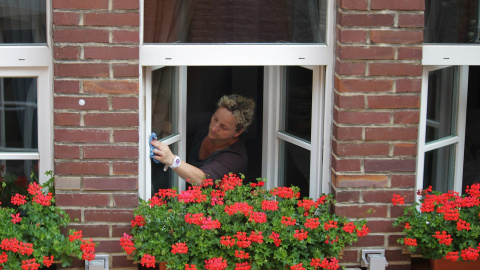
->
xmin=150 ymin=140 xmax=175 ymax=166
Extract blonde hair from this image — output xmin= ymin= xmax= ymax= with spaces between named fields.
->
xmin=217 ymin=94 xmax=255 ymax=132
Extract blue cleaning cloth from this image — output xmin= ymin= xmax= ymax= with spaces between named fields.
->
xmin=149 ymin=132 xmax=160 ymax=164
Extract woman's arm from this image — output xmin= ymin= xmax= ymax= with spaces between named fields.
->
xmin=150 ymin=139 xmax=205 ymax=185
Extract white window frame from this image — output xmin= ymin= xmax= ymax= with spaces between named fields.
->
xmin=0 ymin=0 xmax=53 ymax=184
xmin=138 ymin=0 xmax=335 ymax=199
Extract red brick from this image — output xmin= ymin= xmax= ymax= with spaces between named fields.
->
xmin=84 ymin=209 xmax=134 ymax=222
xmin=394 ymin=111 xmax=419 ymax=124
xmin=113 ymin=129 xmax=139 ymax=142
xmin=113 ymin=0 xmax=140 ymax=9
xmin=367 ymin=95 xmax=420 ymax=109
xmin=338 ymin=249 xmax=359 ymax=264
xmin=364 ymin=159 xmax=416 ymax=172
xmin=84 ymin=113 xmax=138 ymax=127
xmin=54 ymin=63 xmax=109 ymax=77
xmin=55 ymin=161 xmax=110 ymax=175
xmin=112 ymin=63 xmax=139 ymax=77
xmin=83 ymin=81 xmax=138 ymax=94
xmin=55 ymin=129 xmax=110 ymax=143
xmin=97 ymin=239 xmax=124 ymax=253
xmin=391 ymin=174 xmax=416 ymax=188
xmin=337 ymin=29 xmax=368 ymax=43
xmin=367 ymin=220 xmax=402 ymax=233
xmin=371 ymin=30 xmax=423 ymax=44
xmin=67 ymin=224 xmax=110 ymax=238
xmin=398 ymin=47 xmax=422 ymax=60
xmin=55 ymin=96 xmax=109 ymax=110
xmin=333 ymin=141 xmax=389 ymax=156
xmin=333 ymin=126 xmax=362 ymax=141
xmin=53 ymin=12 xmax=80 ymax=25
xmin=394 ymin=143 xmax=417 ymax=156
xmin=399 ymin=14 xmax=424 ymax=28
xmin=56 ymin=193 xmax=110 ymax=207
xmin=369 ymin=63 xmax=422 ymax=76
xmin=112 ymin=30 xmax=140 ymax=43
xmin=84 ymin=46 xmax=139 ymax=60
xmin=334 ymin=93 xmax=365 ymax=109
xmin=371 ymin=0 xmax=425 ymax=10
xmin=391 ymin=205 xmax=408 ymax=218
xmin=84 ymin=177 xmax=138 ymax=191
xmin=54 ymin=46 xmax=80 ymax=59
xmin=54 ymin=80 xmax=80 ymax=94
xmin=365 ymin=127 xmax=418 ymax=141
xmin=351 ymin=234 xmax=386 ymax=247
xmin=112 ymin=97 xmax=139 ymax=110
xmin=112 ymin=224 xmax=132 ymax=237
xmin=83 ymin=146 xmax=139 ymax=159
xmin=112 ymin=255 xmax=134 ymax=268
xmin=334 ymin=190 xmax=360 ymax=203
xmin=113 ymin=162 xmax=138 ymax=175
xmin=54 ymin=145 xmax=80 ymax=159
xmin=339 ymin=13 xmax=395 ymax=27
xmin=340 ymin=0 xmax=368 ymax=10
xmin=113 ymin=194 xmax=139 ymax=207
xmin=84 ymin=13 xmax=139 ymax=26
xmin=396 ymin=79 xmax=422 ymax=92
xmin=332 ymin=174 xmax=389 ymax=188
xmin=386 ymin=249 xmax=412 ymax=262
xmin=339 ymin=46 xmax=395 ymax=60
xmin=63 ymin=209 xmax=82 ymax=221
xmin=334 ymin=204 xmax=388 ymax=218
xmin=331 ymin=157 xmax=361 ymax=172
xmin=53 ymin=0 xmax=109 ymax=9
xmin=336 ymin=78 xmax=393 ymax=93
xmin=54 ymin=29 xmax=109 ymax=43
xmin=335 ymin=110 xmax=390 ymax=124
xmin=54 ymin=112 xmax=80 ymax=126
xmin=335 ymin=60 xmax=365 ymax=75
xmin=363 ymin=190 xmax=414 ymax=203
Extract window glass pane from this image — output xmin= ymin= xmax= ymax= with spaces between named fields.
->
xmin=423 ymin=145 xmax=455 ymax=193
xmin=0 ymin=160 xmax=38 ymax=207
xmin=152 ymin=67 xmax=178 ymax=140
xmin=281 ymin=66 xmax=312 ymax=142
xmin=426 ymin=67 xmax=458 ymax=143
xmin=278 ymin=141 xmax=310 ymax=198
xmin=0 ymin=0 xmax=47 ymax=44
xmin=151 ymin=143 xmax=178 ymax=196
xmin=0 ymin=78 xmax=38 ymax=152
xmin=425 ymin=0 xmax=480 ymax=44
xmin=144 ymin=0 xmax=327 ymax=44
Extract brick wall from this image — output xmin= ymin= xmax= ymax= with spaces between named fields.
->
xmin=52 ymin=0 xmax=140 ymax=268
xmin=334 ymin=0 xmax=424 ymax=269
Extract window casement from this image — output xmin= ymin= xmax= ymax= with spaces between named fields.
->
xmin=420 ymin=0 xmax=480 ymax=194
xmin=139 ymin=0 xmax=335 ymax=199
xmin=0 ymin=0 xmax=52 ymax=184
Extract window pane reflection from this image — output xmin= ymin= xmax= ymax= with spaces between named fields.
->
xmin=1 ymin=78 xmax=38 ymax=152
xmin=278 ymin=141 xmax=310 ymax=198
xmin=151 ymin=143 xmax=178 ymax=196
xmin=151 ymin=67 xmax=178 ymax=140
xmin=426 ymin=67 xmax=458 ymax=143
xmin=0 ymin=0 xmax=47 ymax=44
xmin=0 ymin=160 xmax=38 ymax=207
xmin=423 ymin=145 xmax=455 ymax=193
xmin=425 ymin=0 xmax=480 ymax=44
xmin=144 ymin=0 xmax=327 ymax=44
xmin=282 ymin=66 xmax=312 ymax=142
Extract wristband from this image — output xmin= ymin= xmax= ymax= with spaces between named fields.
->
xmin=169 ymin=155 xmax=181 ymax=169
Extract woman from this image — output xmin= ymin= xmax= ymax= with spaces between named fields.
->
xmin=151 ymin=94 xmax=255 ymax=185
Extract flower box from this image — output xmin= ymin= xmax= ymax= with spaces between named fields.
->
xmin=121 ymin=174 xmax=369 ymax=269
xmin=430 ymin=258 xmax=480 ymax=270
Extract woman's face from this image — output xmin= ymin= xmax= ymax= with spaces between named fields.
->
xmin=208 ymin=107 xmax=243 ymax=141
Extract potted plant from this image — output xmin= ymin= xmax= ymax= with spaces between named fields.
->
xmin=0 ymin=171 xmax=96 ymax=269
xmin=392 ymin=184 xmax=480 ymax=270
xmin=121 ymin=173 xmax=370 ymax=270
